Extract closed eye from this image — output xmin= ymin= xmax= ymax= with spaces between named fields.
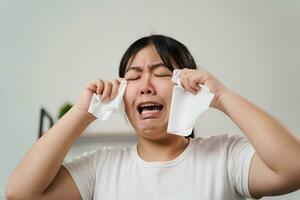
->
xmin=125 ymin=77 xmax=140 ymax=81
xmin=155 ymin=74 xmax=172 ymax=77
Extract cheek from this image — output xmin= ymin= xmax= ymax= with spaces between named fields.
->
xmin=155 ymin=80 xmax=174 ymax=100
xmin=123 ymin=84 xmax=137 ymax=108
xmin=157 ymin=79 xmax=173 ymax=91
xmin=163 ymin=85 xmax=173 ymax=98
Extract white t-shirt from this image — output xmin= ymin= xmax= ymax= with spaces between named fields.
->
xmin=63 ymin=134 xmax=256 ymax=200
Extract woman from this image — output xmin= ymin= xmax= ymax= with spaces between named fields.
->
xmin=5 ymin=35 xmax=300 ymax=200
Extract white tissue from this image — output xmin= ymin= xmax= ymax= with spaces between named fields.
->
xmin=167 ymin=69 xmax=215 ymax=136
xmin=88 ymin=79 xmax=127 ymax=121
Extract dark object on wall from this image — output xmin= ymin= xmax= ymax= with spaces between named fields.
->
xmin=38 ymin=108 xmax=54 ymax=138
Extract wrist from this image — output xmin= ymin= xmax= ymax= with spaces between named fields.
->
xmin=211 ymin=89 xmax=235 ymax=113
xmin=71 ymin=105 xmax=97 ymax=123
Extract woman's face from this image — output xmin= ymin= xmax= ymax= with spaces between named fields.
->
xmin=123 ymin=44 xmax=176 ymax=139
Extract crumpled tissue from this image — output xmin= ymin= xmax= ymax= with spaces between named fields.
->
xmin=167 ymin=69 xmax=215 ymax=136
xmin=88 ymin=79 xmax=127 ymax=121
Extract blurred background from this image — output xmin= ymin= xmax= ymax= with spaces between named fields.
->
xmin=0 ymin=0 xmax=299 ymax=199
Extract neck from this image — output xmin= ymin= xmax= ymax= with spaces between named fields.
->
xmin=136 ymin=134 xmax=190 ymax=162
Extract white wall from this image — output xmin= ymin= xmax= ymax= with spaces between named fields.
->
xmin=1 ymin=0 xmax=299 ymax=199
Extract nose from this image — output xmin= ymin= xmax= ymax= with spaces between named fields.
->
xmin=140 ymin=75 xmax=155 ymax=95
xmin=141 ymin=87 xmax=154 ymax=95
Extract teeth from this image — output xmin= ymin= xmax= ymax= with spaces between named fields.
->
xmin=140 ymin=103 xmax=161 ymax=107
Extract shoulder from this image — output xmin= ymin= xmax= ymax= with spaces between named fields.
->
xmin=65 ymin=145 xmax=133 ymax=167
xmin=91 ymin=145 xmax=133 ymax=162
xmin=193 ymin=133 xmax=247 ymax=146
xmin=191 ymin=133 xmax=251 ymax=154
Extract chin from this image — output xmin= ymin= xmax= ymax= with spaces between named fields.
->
xmin=126 ymin=109 xmax=171 ymax=139
xmin=135 ymin=125 xmax=171 ymax=140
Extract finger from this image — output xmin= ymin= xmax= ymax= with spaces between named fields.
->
xmin=95 ymin=80 xmax=105 ymax=95
xmin=86 ymin=82 xmax=97 ymax=92
xmin=186 ymin=76 xmax=198 ymax=94
xmin=179 ymin=70 xmax=188 ymax=89
xmin=110 ymin=79 xmax=120 ymax=99
xmin=181 ymin=72 xmax=197 ymax=94
xmin=116 ymin=77 xmax=123 ymax=83
xmin=188 ymin=76 xmax=201 ymax=93
xmin=188 ymin=70 xmax=208 ymax=92
xmin=101 ymin=81 xmax=113 ymax=102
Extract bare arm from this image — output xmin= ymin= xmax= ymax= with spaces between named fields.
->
xmin=5 ymin=106 xmax=95 ymax=199
xmin=5 ymin=79 xmax=120 ymax=200
xmin=180 ymin=68 xmax=300 ymax=198
xmin=217 ymin=90 xmax=300 ymax=198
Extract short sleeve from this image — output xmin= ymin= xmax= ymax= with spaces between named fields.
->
xmin=63 ymin=148 xmax=98 ymax=200
xmin=226 ymin=134 xmax=256 ymax=199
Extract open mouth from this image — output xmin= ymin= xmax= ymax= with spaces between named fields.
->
xmin=137 ymin=102 xmax=164 ymax=116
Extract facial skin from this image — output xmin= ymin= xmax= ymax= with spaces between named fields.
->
xmin=123 ymin=44 xmax=176 ymax=140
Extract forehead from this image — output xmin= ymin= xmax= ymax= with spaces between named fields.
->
xmin=126 ymin=44 xmax=163 ymax=69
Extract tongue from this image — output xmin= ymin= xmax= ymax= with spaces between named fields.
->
xmin=140 ymin=108 xmax=162 ymax=119
xmin=141 ymin=109 xmax=160 ymax=115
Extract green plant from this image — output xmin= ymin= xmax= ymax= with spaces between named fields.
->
xmin=58 ymin=103 xmax=73 ymax=119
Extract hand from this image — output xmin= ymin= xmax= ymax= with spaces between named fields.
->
xmin=179 ymin=68 xmax=230 ymax=110
xmin=74 ymin=78 xmax=122 ymax=113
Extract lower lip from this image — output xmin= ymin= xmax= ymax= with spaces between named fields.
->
xmin=139 ymin=109 xmax=163 ymax=119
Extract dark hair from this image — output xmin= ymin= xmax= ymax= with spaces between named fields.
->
xmin=119 ymin=34 xmax=196 ymax=138
xmin=119 ymin=35 xmax=197 ymax=77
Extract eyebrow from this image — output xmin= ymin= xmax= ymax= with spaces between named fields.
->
xmin=125 ymin=62 xmax=167 ymax=74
